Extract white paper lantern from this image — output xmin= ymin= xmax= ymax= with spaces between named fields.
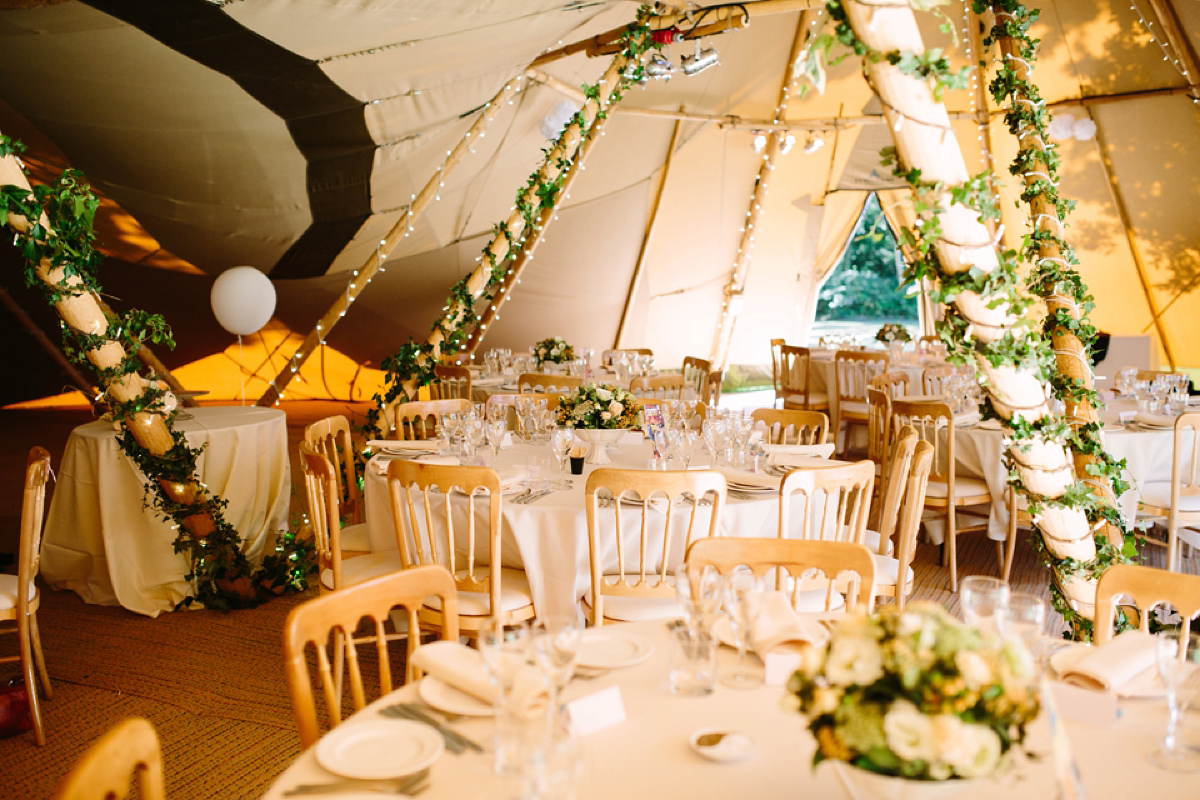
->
xmin=210 ymin=267 xmax=276 ymax=335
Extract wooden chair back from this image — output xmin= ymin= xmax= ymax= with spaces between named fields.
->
xmin=52 ymin=717 xmax=165 ymax=800
xmin=891 ymin=441 xmax=933 ymax=609
xmin=779 ymin=345 xmax=816 ymax=408
xmin=866 ymin=387 xmax=892 ymax=477
xmin=518 ymin=373 xmax=582 ymax=394
xmin=283 ymin=565 xmax=460 ymax=748
xmin=304 ymin=415 xmax=362 ymax=525
xmin=1136 ymin=369 xmax=1190 ymax=384
xmin=706 ymin=368 xmax=723 ymax=407
xmin=917 ymin=334 xmax=941 ymax=354
xmin=432 ymin=365 xmax=473 ymax=400
xmin=686 ymin=537 xmax=876 ymax=613
xmin=870 ymin=371 xmax=911 ymax=399
xmin=630 ymin=373 xmax=686 ymax=400
xmin=778 ymin=460 xmax=875 ymax=544
xmin=299 ymin=442 xmax=348 ymax=589
xmin=770 ymin=338 xmax=787 ymax=405
xmin=872 ymin=427 xmax=918 ymax=551
xmin=1094 ymin=564 xmax=1200 ymax=653
xmin=601 ymin=348 xmax=653 ymax=366
xmin=391 ymin=398 xmax=472 ymax=440
xmin=750 ymin=408 xmax=828 ymax=445
xmin=921 ymin=364 xmax=959 ymax=397
xmin=834 ymin=350 xmax=890 ymax=408
xmin=485 ymin=392 xmax=564 ymax=429
xmin=891 ymin=399 xmax=956 ymax=485
xmin=681 ymin=356 xmax=712 ymax=401
xmin=584 ymin=468 xmax=727 ymax=625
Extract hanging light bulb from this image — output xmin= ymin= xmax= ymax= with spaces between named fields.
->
xmin=804 ymin=132 xmax=825 ymax=154
xmin=752 ymin=132 xmax=767 ymax=154
xmin=780 ymin=133 xmax=797 ymax=155
xmin=681 ymin=41 xmax=720 ymax=76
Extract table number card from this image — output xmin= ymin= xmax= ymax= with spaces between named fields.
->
xmin=642 ymin=404 xmax=667 ymax=461
xmin=565 ymin=685 xmax=626 ymax=736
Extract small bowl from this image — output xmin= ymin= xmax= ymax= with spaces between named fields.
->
xmin=689 ymin=728 xmax=754 ymax=763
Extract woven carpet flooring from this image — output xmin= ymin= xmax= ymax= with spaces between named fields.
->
xmin=0 ymin=403 xmax=1194 ymax=799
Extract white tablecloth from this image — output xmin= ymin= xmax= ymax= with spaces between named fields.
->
xmin=261 ymin=619 xmax=1182 ymax=800
xmin=41 ymin=407 xmax=290 ymax=617
xmin=364 ymin=439 xmax=788 ymax=619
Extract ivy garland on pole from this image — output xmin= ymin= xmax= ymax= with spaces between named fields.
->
xmin=364 ymin=6 xmax=661 ymax=440
xmin=805 ymin=0 xmax=1131 ymax=638
xmin=0 ymin=136 xmax=315 ymax=609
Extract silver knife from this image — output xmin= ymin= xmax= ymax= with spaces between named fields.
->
xmin=394 ymin=704 xmax=484 ymax=753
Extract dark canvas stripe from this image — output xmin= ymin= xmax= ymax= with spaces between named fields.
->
xmin=81 ymin=0 xmax=374 ymax=279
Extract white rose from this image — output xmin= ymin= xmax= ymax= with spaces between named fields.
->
xmin=595 ymin=388 xmax=613 ymax=401
xmin=601 ymin=412 xmax=612 ymax=420
xmin=824 ymin=635 xmax=883 ymax=686
xmin=883 ymin=700 xmax=935 ymax=762
xmin=811 ymin=686 xmax=841 ymax=715
xmin=608 ymin=401 xmax=624 ymax=416
xmin=955 ymin=650 xmax=992 ymax=689
xmin=897 ymin=612 xmax=924 ymax=636
xmin=943 ymin=722 xmax=1002 ymax=778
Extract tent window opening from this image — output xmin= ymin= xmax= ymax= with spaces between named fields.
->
xmin=812 ymin=193 xmax=918 ymax=344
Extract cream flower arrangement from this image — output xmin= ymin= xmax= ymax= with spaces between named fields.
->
xmin=533 ymin=336 xmax=574 ymax=367
xmin=874 ymin=323 xmax=912 ymax=344
xmin=555 ymin=384 xmax=639 ymax=430
xmin=786 ymin=603 xmax=1039 ymax=782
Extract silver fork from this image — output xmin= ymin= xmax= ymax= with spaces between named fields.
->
xmin=283 ymin=769 xmax=430 ymax=796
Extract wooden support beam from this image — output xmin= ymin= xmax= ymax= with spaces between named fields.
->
xmin=254 ymin=73 xmax=529 ymax=407
xmin=615 ymin=109 xmax=686 ymax=349
xmin=1144 ymin=0 xmax=1200 ymax=102
xmin=710 ymin=11 xmax=817 ymax=369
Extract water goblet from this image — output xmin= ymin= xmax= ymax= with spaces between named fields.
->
xmin=674 ymin=563 xmax=725 ymax=634
xmin=1149 ymin=630 xmax=1200 ymax=772
xmin=480 ymin=620 xmax=533 ymax=776
xmin=530 ymin=615 xmax=582 ymax=703
xmin=551 ymin=427 xmax=574 ymax=474
xmin=679 ymin=429 xmax=700 ymax=469
xmin=701 ymin=418 xmax=725 ymax=463
xmin=721 ymin=567 xmax=764 ymax=689
xmin=959 ymin=575 xmax=1009 ymax=632
xmin=486 ymin=418 xmax=507 ymax=463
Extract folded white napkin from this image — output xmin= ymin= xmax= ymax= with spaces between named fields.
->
xmin=369 ymin=454 xmax=462 ymax=475
xmin=367 ymin=439 xmax=442 ymax=452
xmin=497 ymin=466 xmax=528 ymax=490
xmin=764 ymin=443 xmax=836 ymax=466
xmin=750 ymin=591 xmax=830 ymax=657
xmin=953 ymin=411 xmax=981 ymax=427
xmin=977 ymin=418 xmax=1003 ymax=430
xmin=1058 ymin=630 xmax=1157 ymax=692
xmin=1133 ymin=412 xmax=1177 ymax=429
xmin=714 ymin=467 xmax=780 ymax=491
xmin=410 ymin=641 xmax=548 ymax=710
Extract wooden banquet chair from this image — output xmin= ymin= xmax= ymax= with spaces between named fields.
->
xmin=871 ymin=440 xmax=934 ymax=610
xmin=304 ymin=414 xmax=363 ymax=528
xmin=584 ymin=468 xmax=727 ymax=626
xmin=51 ymin=716 xmax=165 ymax=800
xmin=387 ymin=461 xmax=535 ymax=638
xmin=833 ymin=350 xmax=889 ymax=455
xmin=779 ymin=344 xmax=829 ymax=413
xmin=916 ymin=334 xmax=941 ymax=355
xmin=431 ymin=364 xmax=473 ymax=400
xmin=283 ymin=565 xmax=460 ymax=748
xmin=681 ymin=356 xmax=712 ymax=402
xmin=686 ymin=537 xmax=877 ymax=613
xmin=706 ymin=368 xmax=724 ymax=407
xmin=750 ymin=408 xmax=828 ymax=445
xmin=630 ymin=373 xmax=685 ymax=400
xmin=601 ymin=348 xmax=653 ymax=366
xmin=1135 ymin=411 xmax=1200 ymax=572
xmin=922 ymin=364 xmax=961 ymax=397
xmin=390 ymin=398 xmax=472 ymax=440
xmin=866 ymin=386 xmax=893 ymax=492
xmin=518 ymin=373 xmax=582 ymax=394
xmin=299 ymin=442 xmax=403 ymax=592
xmin=0 ymin=447 xmax=53 ymax=746
xmin=485 ymin=391 xmax=564 ymax=429
xmin=891 ymin=399 xmax=992 ymax=592
xmin=1136 ymin=369 xmax=1190 ymax=384
xmin=867 ymin=424 xmax=917 ymax=544
xmin=770 ymin=338 xmax=787 ymax=408
xmin=778 ymin=460 xmax=875 ymax=546
xmin=1093 ymin=564 xmax=1200 ymax=648
xmin=870 ymin=371 xmax=911 ymax=399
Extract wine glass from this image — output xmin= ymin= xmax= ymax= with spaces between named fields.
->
xmin=721 ymin=567 xmax=763 ymax=689
xmin=1150 ymin=629 xmax=1200 ymax=772
xmin=480 ymin=620 xmax=533 ymax=776
xmin=530 ymin=615 xmax=582 ymax=703
xmin=485 ymin=418 xmax=507 ymax=463
xmin=674 ymin=563 xmax=725 ymax=634
xmin=959 ymin=575 xmax=1009 ymax=632
xmin=551 ymin=427 xmax=574 ymax=475
xmin=701 ymin=419 xmax=725 ymax=465
xmin=679 ymin=429 xmax=700 ymax=469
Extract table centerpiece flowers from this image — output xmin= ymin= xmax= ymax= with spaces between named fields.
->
xmin=533 ymin=337 xmax=575 ymax=368
xmin=874 ymin=323 xmax=912 ymax=345
xmin=556 ymin=384 xmax=638 ymax=464
xmin=785 ymin=603 xmax=1039 ymax=796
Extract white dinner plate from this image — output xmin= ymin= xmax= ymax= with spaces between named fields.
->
xmin=1049 ymin=645 xmax=1167 ymax=698
xmin=418 ymin=676 xmax=495 ymax=717
xmin=577 ymin=629 xmax=654 ymax=669
xmin=315 ymin=719 xmax=444 ymax=779
xmin=727 ymin=483 xmax=777 ymax=494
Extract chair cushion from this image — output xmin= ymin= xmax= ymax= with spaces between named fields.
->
xmin=423 ymin=567 xmax=534 ymax=617
xmin=871 ymin=554 xmax=915 ymax=589
xmin=338 ymin=522 xmax=371 ymax=553
xmin=862 ymin=529 xmax=894 ymax=556
xmin=925 ymin=476 xmax=991 ymax=500
xmin=1138 ymin=482 xmax=1200 ymax=513
xmin=0 ymin=573 xmax=36 ymax=611
xmin=320 ymin=551 xmax=405 ymax=590
xmin=840 ymin=400 xmax=869 ymax=416
xmin=583 ymin=590 xmax=687 ymax=622
xmin=784 ymin=392 xmax=829 ymax=408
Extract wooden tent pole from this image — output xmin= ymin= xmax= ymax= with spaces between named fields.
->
xmin=710 ymin=11 xmax=816 ymax=369
xmin=398 ymin=48 xmax=639 ymax=397
xmin=92 ymin=296 xmax=193 ymax=406
xmin=1144 ymin=0 xmax=1200 ymax=102
xmin=0 ymin=283 xmax=94 ymax=397
xmin=839 ymin=0 xmax=1107 ymax=619
xmin=1089 ymin=115 xmax=1176 ymax=369
xmin=614 ymin=109 xmax=686 ymax=349
xmin=255 ymin=73 xmax=529 ymax=407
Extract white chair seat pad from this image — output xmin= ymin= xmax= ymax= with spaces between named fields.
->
xmin=925 ymin=476 xmax=990 ymax=499
xmin=0 ymin=573 xmax=36 ymax=611
xmin=338 ymin=522 xmax=372 ymax=553
xmin=862 ymin=529 xmax=894 ymax=556
xmin=583 ymin=589 xmax=687 ymax=622
xmin=784 ymin=392 xmax=829 ymax=408
xmin=839 ymin=400 xmax=869 ymax=417
xmin=424 ymin=568 xmax=534 ymax=617
xmin=870 ymin=554 xmax=915 ymax=588
xmin=320 ymin=551 xmax=405 ymax=590
xmin=1138 ymin=482 xmax=1200 ymax=513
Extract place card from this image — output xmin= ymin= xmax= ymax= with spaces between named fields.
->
xmin=565 ymin=685 xmax=626 ymax=736
xmin=1118 ymin=409 xmax=1137 ymax=423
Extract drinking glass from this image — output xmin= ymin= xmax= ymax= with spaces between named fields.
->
xmin=519 ymin=714 xmax=583 ymax=800
xmin=551 ymin=427 xmax=574 ymax=475
xmin=439 ymin=412 xmax=460 ymax=454
xmin=959 ymin=575 xmax=1009 ymax=632
xmin=996 ymin=591 xmax=1048 ymax=669
xmin=701 ymin=419 xmax=725 ymax=464
xmin=674 ymin=563 xmax=725 ymax=634
xmin=480 ymin=620 xmax=533 ymax=777
xmin=530 ymin=615 xmax=582 ymax=702
xmin=679 ymin=429 xmax=700 ymax=469
xmin=485 ymin=418 xmax=507 ymax=462
xmin=721 ymin=568 xmax=764 ymax=689
xmin=1150 ymin=630 xmax=1200 ymax=772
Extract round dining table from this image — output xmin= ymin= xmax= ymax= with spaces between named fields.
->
xmin=260 ymin=618 xmax=1183 ymax=800
xmin=41 ymin=406 xmax=291 ymax=617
